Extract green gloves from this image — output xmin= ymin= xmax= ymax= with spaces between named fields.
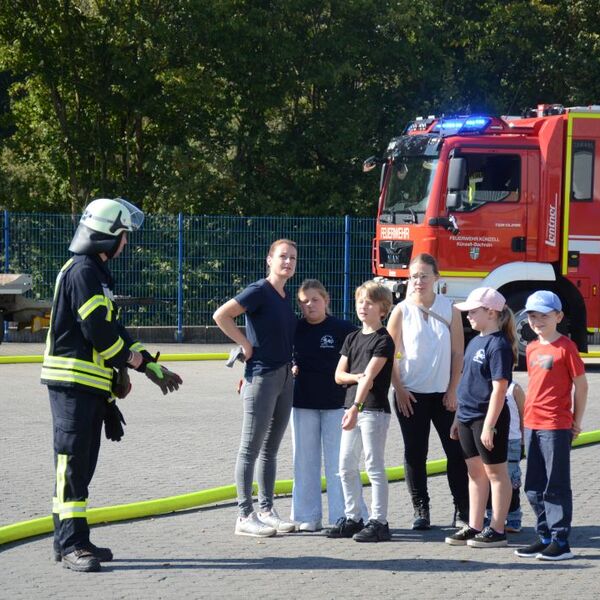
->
xmin=134 ymin=350 xmax=183 ymax=395
xmin=145 ymin=361 xmax=183 ymax=395
xmin=104 ymin=401 xmax=126 ymax=442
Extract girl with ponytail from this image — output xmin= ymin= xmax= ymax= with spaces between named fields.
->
xmin=445 ymin=287 xmax=516 ymax=549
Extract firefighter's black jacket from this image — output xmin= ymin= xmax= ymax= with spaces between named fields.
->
xmin=41 ymin=254 xmax=145 ymax=396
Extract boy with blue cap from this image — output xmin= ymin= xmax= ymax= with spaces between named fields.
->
xmin=515 ymin=290 xmax=588 ymax=561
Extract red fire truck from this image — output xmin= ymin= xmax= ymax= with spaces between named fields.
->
xmin=364 ymin=104 xmax=600 ymax=363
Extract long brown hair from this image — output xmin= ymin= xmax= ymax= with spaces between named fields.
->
xmin=409 ymin=252 xmax=440 ymax=276
xmin=497 ymin=306 xmax=518 ymax=364
xmin=268 ymin=239 xmax=297 ymax=255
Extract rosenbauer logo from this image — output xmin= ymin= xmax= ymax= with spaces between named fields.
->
xmin=380 ymin=226 xmax=410 ymax=240
xmin=545 ymin=194 xmax=558 ymax=247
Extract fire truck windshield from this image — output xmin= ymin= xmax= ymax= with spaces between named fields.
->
xmin=380 ymin=158 xmax=438 ymax=224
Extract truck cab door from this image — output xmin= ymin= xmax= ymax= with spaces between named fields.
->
xmin=444 ymin=149 xmax=528 ymax=274
xmin=563 ymin=116 xmax=600 ymax=328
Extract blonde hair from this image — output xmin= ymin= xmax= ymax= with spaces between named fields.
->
xmin=298 ymin=279 xmax=331 ymax=315
xmin=355 ymin=280 xmax=393 ymax=319
xmin=497 ymin=306 xmax=519 ymax=364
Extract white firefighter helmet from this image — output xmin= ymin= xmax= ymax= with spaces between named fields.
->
xmin=69 ymin=197 xmax=144 ymax=256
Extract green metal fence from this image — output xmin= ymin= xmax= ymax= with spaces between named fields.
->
xmin=1 ymin=211 xmax=375 ymax=338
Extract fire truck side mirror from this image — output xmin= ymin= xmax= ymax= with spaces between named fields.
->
xmin=446 ymin=192 xmax=461 ymax=209
xmin=446 ymin=157 xmax=467 ymax=210
xmin=447 ymin=157 xmax=466 ymax=191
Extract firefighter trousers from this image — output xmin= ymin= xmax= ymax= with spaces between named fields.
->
xmin=48 ymin=385 xmax=107 ymax=555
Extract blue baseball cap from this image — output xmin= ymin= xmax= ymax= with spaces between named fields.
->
xmin=525 ymin=290 xmax=562 ymax=313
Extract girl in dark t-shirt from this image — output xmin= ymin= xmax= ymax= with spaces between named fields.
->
xmin=446 ymin=287 xmax=517 ymax=549
xmin=290 ymin=279 xmax=357 ymax=531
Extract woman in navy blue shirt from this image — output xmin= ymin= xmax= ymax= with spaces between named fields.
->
xmin=213 ymin=239 xmax=298 ymax=538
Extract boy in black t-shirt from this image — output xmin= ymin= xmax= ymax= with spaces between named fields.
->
xmin=325 ymin=281 xmax=395 ymax=542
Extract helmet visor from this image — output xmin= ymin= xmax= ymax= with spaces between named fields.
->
xmin=116 ymin=198 xmax=145 ymax=230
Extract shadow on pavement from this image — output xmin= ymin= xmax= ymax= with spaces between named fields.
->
xmin=101 ymin=554 xmax=597 ymax=572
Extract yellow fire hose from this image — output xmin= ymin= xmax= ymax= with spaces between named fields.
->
xmin=1 ymin=351 xmax=598 ymax=545
xmin=0 ymin=353 xmax=229 ymax=364
xmin=1 ymin=430 xmax=598 ymax=546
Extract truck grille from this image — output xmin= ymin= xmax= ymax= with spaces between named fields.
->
xmin=378 ymin=241 xmax=413 ymax=268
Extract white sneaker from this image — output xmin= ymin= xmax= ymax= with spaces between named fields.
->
xmin=235 ymin=512 xmax=277 ymax=537
xmin=298 ymin=520 xmax=322 ymax=532
xmin=257 ymin=508 xmax=296 ymax=533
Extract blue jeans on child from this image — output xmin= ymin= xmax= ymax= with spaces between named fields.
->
xmin=339 ymin=411 xmax=390 ymax=523
xmin=290 ymin=407 xmax=346 ymax=525
xmin=524 ymin=428 xmax=572 ymax=542
xmin=506 ymin=438 xmax=523 ymax=527
xmin=485 ymin=438 xmax=522 ymax=528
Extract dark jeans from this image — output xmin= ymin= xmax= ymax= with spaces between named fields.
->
xmin=524 ymin=428 xmax=573 ymax=542
xmin=394 ymin=391 xmax=469 ymax=513
xmin=49 ymin=386 xmax=106 ymax=555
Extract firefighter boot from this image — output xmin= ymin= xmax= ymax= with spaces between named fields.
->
xmin=55 ymin=542 xmax=113 ymax=563
xmin=61 ymin=548 xmax=101 ymax=572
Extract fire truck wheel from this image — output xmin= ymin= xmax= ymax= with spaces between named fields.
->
xmin=507 ymin=289 xmax=570 ymax=370
xmin=506 ymin=292 xmax=537 ymax=371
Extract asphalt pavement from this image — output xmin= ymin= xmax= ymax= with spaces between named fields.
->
xmin=1 ymin=343 xmax=599 ymax=599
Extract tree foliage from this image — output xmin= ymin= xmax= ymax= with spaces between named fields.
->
xmin=0 ymin=0 xmax=598 ymax=216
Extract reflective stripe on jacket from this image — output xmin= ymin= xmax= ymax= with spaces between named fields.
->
xmin=41 ymin=254 xmax=146 ymax=395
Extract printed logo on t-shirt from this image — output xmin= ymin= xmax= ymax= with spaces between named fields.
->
xmin=320 ymin=334 xmax=335 ymax=349
xmin=531 ymin=353 xmax=553 ymax=370
xmin=473 ymin=349 xmax=486 ymax=364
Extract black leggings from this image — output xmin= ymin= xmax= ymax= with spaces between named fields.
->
xmin=394 ymin=391 xmax=469 ymax=511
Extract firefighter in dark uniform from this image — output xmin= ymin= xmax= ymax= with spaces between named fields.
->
xmin=41 ymin=197 xmax=183 ymax=572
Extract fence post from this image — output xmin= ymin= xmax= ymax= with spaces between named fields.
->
xmin=175 ymin=212 xmax=184 ymax=342
xmin=343 ymin=215 xmax=351 ymax=321
xmin=3 ymin=210 xmax=9 ymax=339
xmin=3 ymin=209 xmax=8 ymax=274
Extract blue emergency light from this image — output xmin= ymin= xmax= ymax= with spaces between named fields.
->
xmin=432 ymin=116 xmax=492 ymax=135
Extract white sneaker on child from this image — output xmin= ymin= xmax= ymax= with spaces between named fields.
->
xmin=298 ymin=520 xmax=322 ymax=532
xmin=257 ymin=508 xmax=296 ymax=532
xmin=235 ymin=512 xmax=277 ymax=537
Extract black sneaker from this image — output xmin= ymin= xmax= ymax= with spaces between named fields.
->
xmin=467 ymin=526 xmax=507 ymax=548
xmin=412 ymin=505 xmax=430 ymax=530
xmin=536 ymin=540 xmax=574 ymax=561
xmin=325 ymin=517 xmax=364 ymax=538
xmin=54 ymin=543 xmax=113 ymax=563
xmin=445 ymin=525 xmax=480 ymax=546
xmin=514 ymin=539 xmax=550 ymax=558
xmin=61 ymin=548 xmax=101 ymax=572
xmin=353 ymin=519 xmax=391 ymax=542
